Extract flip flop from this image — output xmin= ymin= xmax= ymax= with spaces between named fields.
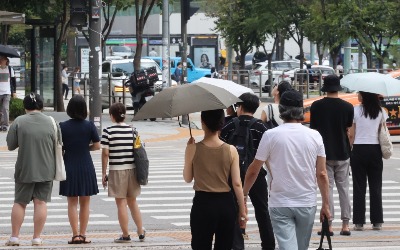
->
xmin=79 ymin=235 xmax=91 ymax=244
xmin=68 ymin=235 xmax=82 ymax=244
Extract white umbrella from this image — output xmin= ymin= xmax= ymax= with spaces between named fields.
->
xmin=193 ymin=77 xmax=254 ymax=97
xmin=341 ymin=72 xmax=400 ymax=96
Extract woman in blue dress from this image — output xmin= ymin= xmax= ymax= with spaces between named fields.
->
xmin=59 ymin=95 xmax=100 ymax=244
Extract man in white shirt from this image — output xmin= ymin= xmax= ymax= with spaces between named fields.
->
xmin=149 ymin=48 xmax=158 ymax=57
xmin=243 ymin=90 xmax=330 ymax=250
xmin=0 ymin=56 xmax=17 ymax=132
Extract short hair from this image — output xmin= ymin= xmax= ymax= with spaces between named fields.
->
xmin=177 ymin=62 xmax=182 ymax=67
xmin=23 ymin=93 xmax=44 ymax=111
xmin=211 ymin=67 xmax=216 ymax=73
xmin=67 ymin=95 xmax=87 ymax=120
xmin=237 ymin=93 xmax=259 ymax=114
xmin=278 ymin=105 xmax=304 ymax=122
xmin=109 ymin=103 xmax=126 ymax=123
xmin=201 ymin=109 xmax=224 ymax=133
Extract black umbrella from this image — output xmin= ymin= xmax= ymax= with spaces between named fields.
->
xmin=0 ymin=45 xmax=20 ymax=58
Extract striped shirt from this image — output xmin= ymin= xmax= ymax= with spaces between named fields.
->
xmin=101 ymin=123 xmax=135 ymax=171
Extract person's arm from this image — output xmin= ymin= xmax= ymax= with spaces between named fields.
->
xmin=243 ymin=158 xmax=264 ymax=197
xmin=90 ymin=142 xmax=101 ymax=151
xmin=9 ymin=67 xmax=16 ymax=97
xmin=316 ymin=155 xmax=330 ymax=223
xmin=309 ymin=104 xmax=317 ymax=129
xmin=348 ymin=123 xmax=355 ymax=146
xmin=183 ymin=138 xmax=196 ymax=183
xmin=230 ymin=145 xmax=248 ymax=227
xmin=101 ymin=148 xmax=109 ymax=188
xmin=6 ymin=122 xmax=18 ymax=150
xmin=260 ymin=110 xmax=268 ymax=123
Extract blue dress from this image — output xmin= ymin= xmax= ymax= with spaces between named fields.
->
xmin=59 ymin=119 xmax=100 ymax=196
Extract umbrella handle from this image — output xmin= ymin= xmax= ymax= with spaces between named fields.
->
xmin=188 ymin=114 xmax=192 ymax=138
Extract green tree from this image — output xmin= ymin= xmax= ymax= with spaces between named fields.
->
xmin=102 ymin=0 xmax=134 ymax=49
xmin=205 ymin=0 xmax=264 ymax=70
xmin=305 ymin=0 xmax=348 ymax=68
xmin=133 ymin=0 xmax=158 ymax=71
xmin=342 ymin=0 xmax=400 ymax=70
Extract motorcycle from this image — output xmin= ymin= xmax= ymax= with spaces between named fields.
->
xmin=125 ymin=67 xmax=159 ymax=121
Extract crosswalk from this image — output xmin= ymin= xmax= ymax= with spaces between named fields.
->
xmin=1 ymin=147 xmax=400 ymax=232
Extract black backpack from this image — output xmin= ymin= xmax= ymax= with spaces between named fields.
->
xmin=228 ymin=117 xmax=258 ymax=177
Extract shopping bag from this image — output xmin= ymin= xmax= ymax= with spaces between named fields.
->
xmin=49 ymin=116 xmax=66 ymax=181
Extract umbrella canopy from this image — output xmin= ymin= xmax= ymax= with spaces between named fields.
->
xmin=132 ymin=82 xmax=242 ymax=121
xmin=341 ymin=72 xmax=400 ymax=96
xmin=192 ymin=77 xmax=254 ymax=97
xmin=0 ymin=45 xmax=20 ymax=58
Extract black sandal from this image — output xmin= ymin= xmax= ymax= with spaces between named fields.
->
xmin=68 ymin=235 xmax=82 ymax=244
xmin=79 ymin=235 xmax=91 ymax=244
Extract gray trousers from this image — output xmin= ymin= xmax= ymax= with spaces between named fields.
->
xmin=0 ymin=94 xmax=10 ymax=127
xmin=326 ymin=159 xmax=351 ymax=224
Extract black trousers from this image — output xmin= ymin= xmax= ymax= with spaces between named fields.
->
xmin=232 ymin=169 xmax=276 ymax=250
xmin=62 ymin=83 xmax=69 ymax=99
xmin=190 ymin=191 xmax=236 ymax=250
xmin=350 ymin=144 xmax=384 ymax=225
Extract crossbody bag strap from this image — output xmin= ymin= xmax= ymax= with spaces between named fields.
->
xmin=268 ymin=104 xmax=274 ymax=120
xmin=49 ymin=116 xmax=58 ymax=144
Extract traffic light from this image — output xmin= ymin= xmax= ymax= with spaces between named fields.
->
xmin=70 ymin=0 xmax=88 ymax=28
xmin=181 ymin=0 xmax=199 ymax=22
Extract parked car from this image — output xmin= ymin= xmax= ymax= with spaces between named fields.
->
xmin=101 ymin=58 xmax=166 ymax=109
xmin=249 ymin=60 xmax=300 ymax=91
xmin=285 ymin=65 xmax=335 ymax=89
xmin=144 ymin=56 xmax=211 ymax=83
xmin=303 ymin=70 xmax=400 ymax=135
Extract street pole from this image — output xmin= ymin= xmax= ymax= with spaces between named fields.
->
xmin=162 ymin=0 xmax=170 ymax=89
xmin=89 ymin=0 xmax=102 ymax=135
xmin=180 ymin=0 xmax=188 ymax=125
xmin=310 ymin=42 xmax=315 ymax=65
xmin=227 ymin=45 xmax=233 ymax=80
xmin=343 ymin=38 xmax=351 ymax=75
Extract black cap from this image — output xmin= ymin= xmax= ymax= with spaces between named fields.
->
xmin=321 ymin=74 xmax=343 ymax=92
xmin=280 ymin=90 xmax=303 ymax=107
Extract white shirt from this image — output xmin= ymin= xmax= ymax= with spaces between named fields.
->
xmin=255 ymin=123 xmax=325 ymax=207
xmin=149 ymin=50 xmax=158 ymax=57
xmin=353 ymin=105 xmax=387 ymax=145
xmin=0 ymin=66 xmax=13 ymax=95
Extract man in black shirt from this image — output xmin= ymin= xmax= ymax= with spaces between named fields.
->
xmin=310 ymin=75 xmax=354 ymax=236
xmin=220 ymin=93 xmax=275 ymax=250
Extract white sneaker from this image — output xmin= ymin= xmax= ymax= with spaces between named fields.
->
xmin=5 ymin=237 xmax=19 ymax=246
xmin=32 ymin=238 xmax=43 ymax=246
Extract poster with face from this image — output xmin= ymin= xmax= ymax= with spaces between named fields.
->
xmin=194 ymin=48 xmax=215 ymax=69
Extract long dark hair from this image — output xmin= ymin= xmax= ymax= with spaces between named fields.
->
xmin=359 ymin=91 xmax=381 ymax=119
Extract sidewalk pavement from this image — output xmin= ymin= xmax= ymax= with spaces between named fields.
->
xmin=2 ymin=225 xmax=400 ymax=249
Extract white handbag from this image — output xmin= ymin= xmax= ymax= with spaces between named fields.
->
xmin=378 ymin=113 xmax=393 ymax=159
xmin=49 ymin=116 xmax=66 ymax=181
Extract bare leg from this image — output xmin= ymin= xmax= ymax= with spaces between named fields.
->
xmin=115 ymin=198 xmax=130 ymax=236
xmin=10 ymin=203 xmax=27 ymax=237
xmin=127 ymin=198 xmax=144 ymax=235
xmin=67 ymin=197 xmax=79 ymax=236
xmin=32 ymin=198 xmax=47 ymax=239
xmin=79 ymin=196 xmax=90 ymax=236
